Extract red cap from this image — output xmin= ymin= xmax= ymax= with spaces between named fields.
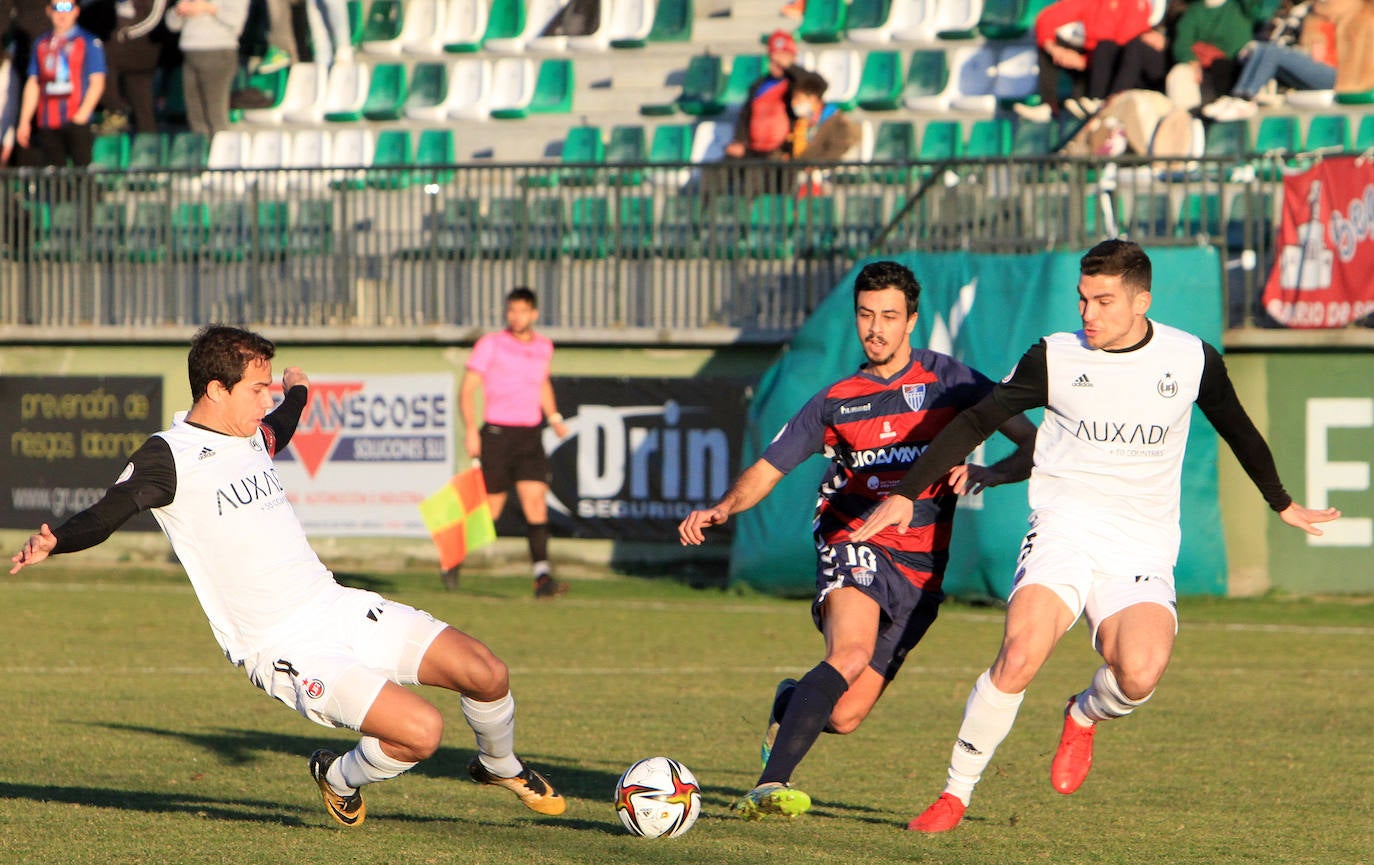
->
xmin=768 ymin=29 xmax=797 ymax=55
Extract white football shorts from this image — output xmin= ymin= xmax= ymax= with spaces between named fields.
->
xmin=1008 ymin=517 xmax=1179 ymax=649
xmin=244 ymin=589 xmax=448 ymax=730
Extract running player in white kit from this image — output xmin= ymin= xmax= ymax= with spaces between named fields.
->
xmin=10 ymin=325 xmax=566 ymax=827
xmin=852 ymin=240 xmax=1340 ymax=833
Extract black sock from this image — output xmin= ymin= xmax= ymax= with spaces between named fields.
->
xmin=528 ymin=522 xmax=549 ymax=566
xmin=772 ymin=681 xmax=796 ymax=722
xmin=758 ymin=662 xmax=849 ymax=786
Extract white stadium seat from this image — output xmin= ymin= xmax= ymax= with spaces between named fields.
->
xmin=446 ymin=57 xmax=494 ymax=120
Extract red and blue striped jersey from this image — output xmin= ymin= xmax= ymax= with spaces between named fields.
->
xmin=761 ymin=349 xmax=994 ymax=590
xmin=28 ymin=27 xmax=106 ymax=129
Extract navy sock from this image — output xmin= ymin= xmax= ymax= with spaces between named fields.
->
xmin=528 ymin=522 xmax=549 ymax=565
xmin=758 ymin=662 xmax=849 ymax=786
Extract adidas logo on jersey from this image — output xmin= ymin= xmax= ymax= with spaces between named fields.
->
xmin=1072 ymin=374 xmax=1093 ymax=387
xmin=198 ymin=447 xmax=216 ymax=460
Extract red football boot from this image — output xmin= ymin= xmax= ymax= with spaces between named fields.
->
xmin=1050 ymin=696 xmax=1097 ymax=794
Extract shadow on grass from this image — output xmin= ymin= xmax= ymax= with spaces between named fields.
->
xmin=0 ymin=781 xmax=308 ymax=825
xmin=85 ymin=721 xmax=624 ymax=808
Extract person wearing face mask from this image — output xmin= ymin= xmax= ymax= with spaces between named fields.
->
xmin=785 ymin=69 xmax=858 ymax=197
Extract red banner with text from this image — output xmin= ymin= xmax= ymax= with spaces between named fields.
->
xmin=1261 ymin=156 xmax=1374 ymax=328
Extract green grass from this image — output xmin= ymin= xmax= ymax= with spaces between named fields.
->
xmin=3 ymin=565 xmax=1371 ymax=865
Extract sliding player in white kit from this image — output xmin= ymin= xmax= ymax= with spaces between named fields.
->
xmin=852 ymin=240 xmax=1340 ymax=833
xmin=9 ymin=325 xmax=566 ymax=827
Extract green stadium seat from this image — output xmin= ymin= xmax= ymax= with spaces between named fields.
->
xmin=903 ymin=49 xmax=950 ymax=109
xmin=359 ymin=0 xmax=404 ymax=52
xmin=414 ymin=128 xmax=455 ymax=185
xmin=1304 ymin=114 xmax=1352 ymax=152
xmin=919 ymin=119 xmax=964 ymax=161
xmin=871 ymin=120 xmax=918 ymax=184
xmin=795 ymin=195 xmax=838 ymax=258
xmin=1335 ymin=88 xmax=1374 ymax=106
xmin=1356 ymin=113 xmax=1374 ymax=151
xmin=855 ymin=51 xmax=904 ymax=111
xmin=1252 ymin=114 xmax=1301 ymax=156
xmin=91 ymin=134 xmax=129 ymax=173
xmin=1179 ymin=191 xmax=1222 ymax=238
xmin=705 ymin=194 xmax=748 ymax=259
xmin=481 ymin=197 xmax=526 ymax=258
xmin=1225 ymin=190 xmax=1274 ymax=251
xmin=978 ymin=0 xmax=1053 ymax=40
xmin=127 ymin=202 xmax=170 ymax=263
xmin=168 ymin=132 xmax=209 ymax=171
xmin=840 ymin=194 xmax=887 ymax=253
xmin=528 ymin=58 xmax=575 ymax=115
xmin=404 ymin=63 xmax=450 ymax=120
xmin=127 ymin=132 xmax=168 ymax=171
xmin=797 ymin=0 xmax=847 ymax=43
xmin=172 ymin=202 xmax=210 ymax=260
xmin=674 ymin=54 xmax=727 ymax=117
xmin=1204 ymin=119 xmax=1250 ymax=158
xmin=746 ymin=194 xmax=796 ymax=259
xmin=607 ymin=124 xmax=648 ymax=185
xmin=847 ymin=0 xmax=891 ymax=31
xmin=290 ymin=199 xmax=334 ymax=255
xmin=1011 ymin=119 xmax=1054 ymax=156
xmin=90 ymin=201 xmax=127 ymax=261
xmin=1128 ymin=192 xmax=1172 ymax=238
xmin=567 ymin=195 xmax=611 ymax=258
xmin=366 ymin=129 xmax=414 ymax=189
xmin=965 ymin=117 xmax=1011 ymax=158
xmin=647 ymin=0 xmax=692 ymax=42
xmin=723 ymin=54 xmax=767 ymax=107
xmin=649 ymin=123 xmax=693 ymax=166
xmin=206 ymin=201 xmax=289 ymax=261
xmin=427 ymin=197 xmax=480 ymax=258
xmin=347 ymin=0 xmax=364 ymax=45
xmin=617 ymin=195 xmax=656 ymax=256
xmin=552 ymin=125 xmax=605 ymax=187
xmin=361 ymin=63 xmax=407 ymax=121
xmin=35 ymin=202 xmax=82 ymax=261
xmin=528 ymin=197 xmax=566 ymax=259
xmin=659 ymin=195 xmax=701 ymax=257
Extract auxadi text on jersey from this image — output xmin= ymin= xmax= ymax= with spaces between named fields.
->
xmin=215 ymin=466 xmax=286 ymax=515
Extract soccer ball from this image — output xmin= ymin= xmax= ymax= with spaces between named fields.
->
xmin=614 ymin=756 xmax=702 ymax=838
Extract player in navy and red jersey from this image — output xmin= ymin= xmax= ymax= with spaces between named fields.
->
xmin=678 ymin=260 xmax=1037 ymax=820
xmin=16 ymin=0 xmax=106 ymax=168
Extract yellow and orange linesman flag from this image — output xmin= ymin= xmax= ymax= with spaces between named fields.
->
xmin=418 ymin=463 xmax=497 ymax=571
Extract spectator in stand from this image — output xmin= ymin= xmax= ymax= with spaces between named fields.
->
xmin=1204 ymin=0 xmax=1374 ymax=120
xmin=304 ymin=0 xmax=353 ymax=68
xmin=100 ymin=0 xmax=167 ymax=135
xmin=16 ymin=0 xmax=106 ymax=168
xmin=1204 ymin=1 xmax=1332 ymax=118
xmin=785 ymin=69 xmax=859 ymax=196
xmin=716 ymin=28 xmax=803 ymax=199
xmin=165 ymin=0 xmax=249 ymax=137
xmin=1165 ymin=0 xmax=1263 ymax=114
xmin=1016 ymin=0 xmax=1166 ymax=122
xmin=0 ymin=49 xmax=19 ymax=165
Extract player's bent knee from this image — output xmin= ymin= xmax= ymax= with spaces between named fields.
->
xmin=462 ymin=652 xmax=510 ymax=700
xmin=825 ymin=710 xmax=864 ymax=735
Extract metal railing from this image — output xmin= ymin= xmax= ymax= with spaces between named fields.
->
xmin=0 ymin=154 xmax=1322 ymax=343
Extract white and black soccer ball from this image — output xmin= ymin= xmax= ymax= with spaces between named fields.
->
xmin=614 ymin=756 xmax=702 ymax=838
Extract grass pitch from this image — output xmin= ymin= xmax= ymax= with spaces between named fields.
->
xmin=3 ymin=563 xmax=1371 ymax=865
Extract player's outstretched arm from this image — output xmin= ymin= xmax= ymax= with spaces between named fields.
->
xmin=677 ymin=459 xmax=784 ymax=545
xmin=1278 ymin=503 xmax=1342 ymax=536
xmin=9 ymin=524 xmax=57 ymax=574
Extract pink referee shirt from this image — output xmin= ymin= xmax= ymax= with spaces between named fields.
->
xmin=467 ymin=329 xmax=555 ymax=427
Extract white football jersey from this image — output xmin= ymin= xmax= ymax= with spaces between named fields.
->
xmin=151 ymin=413 xmax=342 ymax=662
xmin=1031 ymin=323 xmax=1206 ymax=568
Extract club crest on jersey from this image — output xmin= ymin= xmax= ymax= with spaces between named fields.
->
xmin=902 ymin=383 xmax=926 ymax=412
xmin=1157 ymin=373 xmax=1178 ymax=398
xmin=850 ymin=567 xmax=875 ymax=586
xmin=302 ymin=678 xmax=326 ymax=700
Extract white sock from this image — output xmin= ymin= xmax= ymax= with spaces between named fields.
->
xmin=944 ymin=670 xmax=1025 ymax=806
xmin=1073 ymin=664 xmax=1152 ymax=724
xmin=463 ymin=693 xmax=522 ymax=777
xmin=328 ymin=736 xmax=417 ymax=794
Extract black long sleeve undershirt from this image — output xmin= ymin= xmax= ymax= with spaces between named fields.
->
xmin=892 ymin=335 xmax=1292 ymax=512
xmin=49 ymin=384 xmax=311 ymax=555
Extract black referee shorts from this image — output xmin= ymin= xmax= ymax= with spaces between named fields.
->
xmin=479 ymin=424 xmax=550 ymax=494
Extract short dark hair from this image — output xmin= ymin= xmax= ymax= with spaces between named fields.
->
xmin=853 ymin=260 xmax=921 ymax=317
xmin=1080 ymin=239 xmax=1152 ymax=295
xmin=188 ymin=325 xmax=276 ymax=401
xmin=506 ymin=286 xmax=538 ymax=307
xmin=792 ymin=69 xmax=829 ymax=99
